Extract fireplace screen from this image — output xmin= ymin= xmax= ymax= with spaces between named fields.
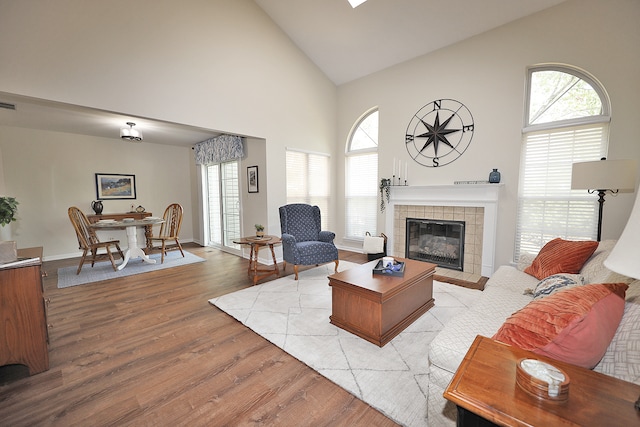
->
xmin=405 ymin=218 xmax=465 ymax=271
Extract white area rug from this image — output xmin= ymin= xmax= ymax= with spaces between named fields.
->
xmin=57 ymin=251 xmax=206 ymax=288
xmin=208 ymin=261 xmax=480 ymax=426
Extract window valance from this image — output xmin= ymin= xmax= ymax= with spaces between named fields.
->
xmin=194 ymin=134 xmax=243 ymax=165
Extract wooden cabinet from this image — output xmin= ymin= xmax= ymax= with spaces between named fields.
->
xmin=0 ymin=247 xmax=49 ymax=375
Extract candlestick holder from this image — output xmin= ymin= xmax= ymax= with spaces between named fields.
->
xmin=390 ymin=176 xmax=408 ymax=186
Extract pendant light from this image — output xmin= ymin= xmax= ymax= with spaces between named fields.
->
xmin=120 ymin=122 xmax=143 ymax=142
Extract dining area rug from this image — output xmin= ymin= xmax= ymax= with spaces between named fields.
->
xmin=209 ymin=261 xmax=480 ymax=427
xmin=57 ymin=251 xmax=206 ymax=288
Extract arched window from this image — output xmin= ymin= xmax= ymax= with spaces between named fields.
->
xmin=515 ymin=65 xmax=610 ymax=259
xmin=345 ymin=108 xmax=378 ymax=240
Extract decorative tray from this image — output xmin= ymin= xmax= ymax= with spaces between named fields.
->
xmin=372 ymin=260 xmax=405 ymax=277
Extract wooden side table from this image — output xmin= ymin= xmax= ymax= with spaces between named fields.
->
xmin=444 ymin=335 xmax=640 ymax=426
xmin=233 ymin=235 xmax=281 ymax=285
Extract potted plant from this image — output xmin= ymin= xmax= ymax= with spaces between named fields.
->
xmin=0 ymin=196 xmax=18 ymax=227
xmin=0 ymin=196 xmax=18 ymax=262
xmin=379 ymin=178 xmax=391 ymax=212
xmin=255 ymin=223 xmax=265 ymax=237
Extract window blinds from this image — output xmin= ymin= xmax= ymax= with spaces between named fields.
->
xmin=515 ymin=123 xmax=607 ymax=258
xmin=345 ymin=152 xmax=378 ymax=239
xmin=285 ymin=149 xmax=330 ymax=230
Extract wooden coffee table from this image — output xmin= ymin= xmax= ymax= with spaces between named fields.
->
xmin=445 ymin=335 xmax=640 ymax=426
xmin=328 ymin=258 xmax=435 ymax=347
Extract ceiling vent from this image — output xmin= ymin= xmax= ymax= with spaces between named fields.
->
xmin=0 ymin=102 xmax=16 ymax=110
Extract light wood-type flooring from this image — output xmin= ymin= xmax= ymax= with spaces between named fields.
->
xmin=0 ymin=244 xmax=401 ymax=426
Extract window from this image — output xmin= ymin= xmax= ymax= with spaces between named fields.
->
xmin=206 ymin=161 xmax=240 ymax=251
xmin=515 ymin=65 xmax=610 ymax=259
xmin=345 ymin=108 xmax=378 ymax=240
xmin=285 ymin=149 xmax=330 ymax=229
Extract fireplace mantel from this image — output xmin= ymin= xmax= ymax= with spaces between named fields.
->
xmin=385 ymin=184 xmax=503 ymax=277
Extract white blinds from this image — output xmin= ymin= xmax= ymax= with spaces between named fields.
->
xmin=515 ymin=123 xmax=607 ymax=258
xmin=285 ymin=149 xmax=330 ymax=230
xmin=345 ymin=152 xmax=378 ymax=239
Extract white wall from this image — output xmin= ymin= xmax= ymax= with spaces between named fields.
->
xmin=0 ymin=0 xmax=337 ymax=259
xmin=334 ymin=0 xmax=640 ymax=268
xmin=1 ymin=0 xmax=638 ymax=268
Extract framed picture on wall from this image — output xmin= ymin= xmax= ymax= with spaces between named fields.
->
xmin=247 ymin=166 xmax=259 ymax=193
xmin=95 ymin=173 xmax=137 ymax=200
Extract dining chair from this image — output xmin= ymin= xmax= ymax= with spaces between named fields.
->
xmin=67 ymin=206 xmax=124 ymax=274
xmin=150 ymin=203 xmax=185 ymax=263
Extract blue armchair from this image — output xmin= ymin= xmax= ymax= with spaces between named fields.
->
xmin=279 ymin=203 xmax=339 ymax=280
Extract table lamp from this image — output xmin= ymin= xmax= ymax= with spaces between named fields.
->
xmin=604 ymin=185 xmax=640 ymax=410
xmin=604 ymin=189 xmax=640 ymax=279
xmin=571 ymin=158 xmax=637 ymax=241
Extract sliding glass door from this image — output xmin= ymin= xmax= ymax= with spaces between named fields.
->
xmin=206 ymin=161 xmax=241 ymax=252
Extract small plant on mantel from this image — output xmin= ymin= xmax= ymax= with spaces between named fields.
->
xmin=0 ymin=196 xmax=18 ymax=227
xmin=255 ymin=223 xmax=265 ymax=237
xmin=379 ymin=178 xmax=391 ymax=212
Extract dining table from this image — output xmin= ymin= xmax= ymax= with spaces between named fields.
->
xmin=90 ymin=217 xmax=164 ymax=270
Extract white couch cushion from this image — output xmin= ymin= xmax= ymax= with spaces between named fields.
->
xmin=429 ymin=284 xmax=533 ymax=374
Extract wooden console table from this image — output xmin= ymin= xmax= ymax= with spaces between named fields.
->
xmin=444 ymin=335 xmax=640 ymax=426
xmin=0 ymin=247 xmax=49 ymax=375
xmin=328 ymin=258 xmax=435 ymax=347
xmin=88 ymin=211 xmax=153 ymax=251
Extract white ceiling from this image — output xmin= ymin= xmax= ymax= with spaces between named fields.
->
xmin=254 ymin=0 xmax=567 ymax=85
xmin=0 ymin=92 xmax=222 ymax=148
xmin=0 ymin=0 xmax=566 ymax=146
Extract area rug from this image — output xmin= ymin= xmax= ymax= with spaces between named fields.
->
xmin=57 ymin=251 xmax=206 ymax=288
xmin=208 ymin=261 xmax=480 ymax=427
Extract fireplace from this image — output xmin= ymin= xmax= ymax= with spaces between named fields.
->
xmin=385 ymin=185 xmax=501 ymax=277
xmin=406 ymin=218 xmax=465 ymax=270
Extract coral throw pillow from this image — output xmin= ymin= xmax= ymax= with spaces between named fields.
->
xmin=524 ymin=238 xmax=599 ymax=280
xmin=492 ymin=283 xmax=627 ymax=369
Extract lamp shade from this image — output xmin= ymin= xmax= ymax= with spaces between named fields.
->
xmin=605 ymin=190 xmax=640 ymax=279
xmin=571 ymin=159 xmax=636 ymax=191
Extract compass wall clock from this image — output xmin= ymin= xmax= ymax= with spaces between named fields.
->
xmin=405 ymin=99 xmax=474 ymax=167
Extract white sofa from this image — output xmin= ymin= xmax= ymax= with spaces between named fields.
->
xmin=427 ymin=240 xmax=640 ymax=426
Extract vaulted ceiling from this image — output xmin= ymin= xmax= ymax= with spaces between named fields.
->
xmin=254 ymin=0 xmax=566 ymax=85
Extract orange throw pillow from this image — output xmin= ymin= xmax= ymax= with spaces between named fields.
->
xmin=492 ymin=283 xmax=627 ymax=369
xmin=524 ymin=238 xmax=599 ymax=280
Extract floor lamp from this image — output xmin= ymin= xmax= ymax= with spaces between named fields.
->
xmin=571 ymin=158 xmax=637 ymax=241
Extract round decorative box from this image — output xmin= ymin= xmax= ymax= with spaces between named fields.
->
xmin=516 ymin=358 xmax=570 ymax=402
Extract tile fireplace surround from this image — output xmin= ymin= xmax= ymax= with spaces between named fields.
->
xmin=385 ymin=184 xmax=502 ymax=281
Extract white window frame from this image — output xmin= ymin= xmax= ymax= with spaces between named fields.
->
xmin=345 ymin=107 xmax=379 ymax=241
xmin=515 ymin=64 xmax=610 ymax=260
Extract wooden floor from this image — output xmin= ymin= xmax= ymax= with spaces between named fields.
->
xmin=0 ymin=244 xmax=400 ymax=426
